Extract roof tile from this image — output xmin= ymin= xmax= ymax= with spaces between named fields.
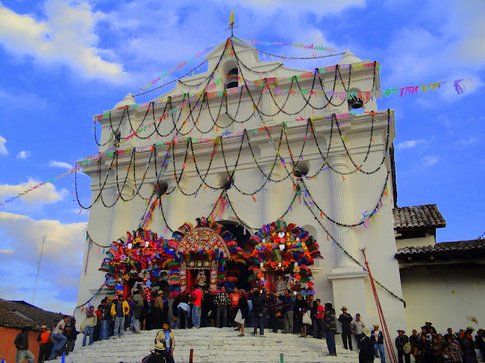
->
xmin=0 ymin=299 xmax=64 ymax=330
xmin=393 ymin=204 xmax=446 ymax=230
xmin=395 ymin=239 xmax=485 ymax=261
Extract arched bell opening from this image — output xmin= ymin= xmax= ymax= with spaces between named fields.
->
xmin=224 ymin=60 xmax=239 ymax=89
xmin=347 ymin=87 xmax=364 ymax=110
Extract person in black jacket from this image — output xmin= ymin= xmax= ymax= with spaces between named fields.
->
xmin=324 ymin=302 xmax=337 ymax=356
xmin=395 ymin=330 xmax=411 ymax=363
xmin=294 ymin=294 xmax=309 ymax=337
xmin=338 ymin=306 xmax=353 ymax=350
xmin=359 ymin=327 xmax=375 ymax=363
xmin=251 ymin=289 xmax=266 ymax=336
xmin=266 ymin=292 xmax=279 ymax=333
xmin=201 ymin=288 xmax=214 ymax=327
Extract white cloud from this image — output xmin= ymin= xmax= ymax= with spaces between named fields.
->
xmin=455 ymin=137 xmax=478 ymax=146
xmin=396 ymin=139 xmax=424 ymax=150
xmin=0 ymin=211 xmax=85 ymax=263
xmin=48 ymin=160 xmax=73 ymax=170
xmin=216 ymin=0 xmax=366 ymax=16
xmin=0 ymin=1 xmax=125 ymax=82
xmin=0 ymin=179 xmax=68 ymax=205
xmin=0 ymin=135 xmax=8 ymax=155
xmin=16 ymin=150 xmax=30 ymax=159
xmin=100 ymin=0 xmax=346 ymax=92
xmin=0 ymin=211 xmax=86 ymax=312
xmin=0 ymin=248 xmax=14 ymax=254
xmin=422 ymin=155 xmax=438 ymax=167
xmin=382 ymin=0 xmax=485 ymax=95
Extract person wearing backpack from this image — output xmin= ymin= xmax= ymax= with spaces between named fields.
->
xmin=395 ymin=329 xmax=411 ymax=363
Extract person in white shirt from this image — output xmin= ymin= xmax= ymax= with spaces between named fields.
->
xmin=49 ymin=316 xmax=69 ymax=360
xmin=352 ymin=313 xmax=366 ymax=350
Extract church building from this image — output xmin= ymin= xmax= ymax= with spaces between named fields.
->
xmin=76 ymin=36 xmax=484 ymax=349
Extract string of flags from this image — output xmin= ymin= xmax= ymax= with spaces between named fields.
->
xmin=0 ymin=167 xmax=80 ymax=207
xmin=136 ymin=37 xmax=340 ymax=94
xmin=0 ymin=73 xmax=470 ymax=209
xmin=138 ymin=46 xmax=214 ymax=92
xmin=98 ymin=76 xmax=472 ymax=124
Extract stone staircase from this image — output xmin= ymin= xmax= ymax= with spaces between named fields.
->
xmin=58 ymin=327 xmax=359 ymax=363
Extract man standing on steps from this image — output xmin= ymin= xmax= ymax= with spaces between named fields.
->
xmin=314 ymin=299 xmax=325 ymax=339
xmin=132 ymin=289 xmax=144 ymax=333
xmin=191 ymin=285 xmax=203 ymax=328
xmin=251 ymin=289 xmax=266 ymax=336
xmin=228 ymin=287 xmax=240 ymax=328
xmin=111 ymin=293 xmax=130 ymax=338
xmin=395 ymin=329 xmax=411 ymax=363
xmin=353 ymin=313 xmax=366 ymax=350
xmin=324 ymin=302 xmax=337 ymax=357
xmin=214 ymin=287 xmax=230 ymax=328
xmin=338 ymin=306 xmax=353 ymax=350
xmin=371 ymin=324 xmax=386 ymax=363
xmin=279 ymin=290 xmax=294 ymax=334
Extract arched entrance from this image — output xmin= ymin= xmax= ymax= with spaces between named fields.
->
xmin=218 ymin=220 xmax=253 ymax=292
xmin=177 ymin=226 xmax=230 ymax=292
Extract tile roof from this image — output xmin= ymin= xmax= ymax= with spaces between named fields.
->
xmin=0 ymin=299 xmax=64 ymax=331
xmin=395 ymin=239 xmax=485 ymax=261
xmin=393 ymin=204 xmax=446 ymax=230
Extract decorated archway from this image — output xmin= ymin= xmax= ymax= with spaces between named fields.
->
xmin=248 ymin=220 xmax=322 ymax=295
xmin=99 ymin=218 xmax=321 ymax=298
xmin=172 ymin=219 xmax=232 ymax=292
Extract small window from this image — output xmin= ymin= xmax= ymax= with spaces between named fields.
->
xmin=225 ymin=67 xmax=239 ymax=89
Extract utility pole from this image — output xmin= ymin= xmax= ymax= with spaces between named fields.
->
xmin=32 ymin=235 xmax=46 ymax=304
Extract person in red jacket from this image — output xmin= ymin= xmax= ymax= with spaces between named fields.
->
xmin=191 ymin=285 xmax=203 ymax=328
xmin=314 ymin=299 xmax=325 ymax=339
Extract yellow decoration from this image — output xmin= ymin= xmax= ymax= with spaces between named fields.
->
xmin=229 ymin=10 xmax=235 ymax=28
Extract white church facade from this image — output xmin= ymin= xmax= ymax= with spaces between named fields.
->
xmin=76 ymin=37 xmax=484 ymax=348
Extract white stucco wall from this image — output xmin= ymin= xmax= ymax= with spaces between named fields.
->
xmin=396 ymin=235 xmax=436 ymax=249
xmin=400 ymin=263 xmax=485 ymax=332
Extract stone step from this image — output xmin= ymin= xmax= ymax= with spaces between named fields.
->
xmin=58 ymin=327 xmax=359 ymax=363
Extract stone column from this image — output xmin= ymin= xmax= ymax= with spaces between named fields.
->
xmin=326 ymin=153 xmax=368 ymax=320
xmin=327 ymin=153 xmax=359 ymax=269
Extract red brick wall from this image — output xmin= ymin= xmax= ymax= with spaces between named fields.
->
xmin=0 ymin=327 xmax=40 ymax=363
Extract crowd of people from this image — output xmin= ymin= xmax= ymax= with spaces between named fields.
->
xmin=391 ymin=323 xmax=484 ymax=363
xmin=12 ymin=284 xmax=484 ymax=363
xmin=13 ymin=315 xmax=79 ymax=363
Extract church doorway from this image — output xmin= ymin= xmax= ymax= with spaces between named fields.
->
xmin=218 ymin=220 xmax=253 ymax=292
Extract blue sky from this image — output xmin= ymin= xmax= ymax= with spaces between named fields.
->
xmin=0 ymin=0 xmax=483 ymax=313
